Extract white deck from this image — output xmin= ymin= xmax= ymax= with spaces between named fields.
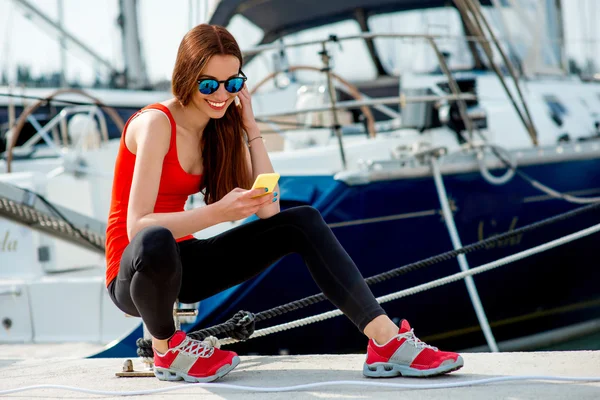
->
xmin=0 ymin=350 xmax=598 ymax=399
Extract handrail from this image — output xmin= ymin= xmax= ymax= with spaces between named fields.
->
xmin=250 ymin=65 xmax=378 ymax=138
xmin=255 ymin=94 xmax=477 ymax=120
xmin=4 ymin=88 xmax=125 ymax=173
xmin=242 ymin=32 xmax=490 ymax=57
xmin=13 ymin=105 xmax=109 ymax=153
xmin=240 ymin=26 xmax=539 ymax=147
xmin=247 ymin=32 xmax=481 ymax=164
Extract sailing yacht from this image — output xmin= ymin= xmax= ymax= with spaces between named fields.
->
xmin=1 ymin=0 xmax=600 ymax=356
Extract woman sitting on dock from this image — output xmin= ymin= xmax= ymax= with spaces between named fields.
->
xmin=104 ymin=23 xmax=464 ymax=383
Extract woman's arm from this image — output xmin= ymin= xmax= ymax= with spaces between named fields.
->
xmin=245 ymin=124 xmax=280 ymax=219
xmin=125 ymin=111 xmax=226 ymax=240
xmin=238 ymin=87 xmax=280 ymax=219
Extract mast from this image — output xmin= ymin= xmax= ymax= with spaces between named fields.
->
xmin=57 ymin=0 xmax=67 ymax=87
xmin=117 ymin=0 xmax=150 ymax=89
xmin=12 ymin=0 xmax=118 ymax=79
xmin=545 ymin=0 xmax=567 ymax=74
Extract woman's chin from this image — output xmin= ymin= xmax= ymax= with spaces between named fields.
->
xmin=204 ymin=104 xmax=229 ymax=119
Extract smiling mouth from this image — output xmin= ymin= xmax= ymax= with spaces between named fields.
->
xmin=206 ymin=100 xmax=226 ymax=110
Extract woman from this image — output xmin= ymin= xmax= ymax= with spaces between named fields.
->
xmin=105 ymin=24 xmax=463 ymax=383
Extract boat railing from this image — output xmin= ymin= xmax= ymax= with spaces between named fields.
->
xmin=254 ymin=94 xmax=478 ymax=120
xmin=3 ymin=88 xmax=125 ymax=173
xmin=5 ymin=104 xmax=109 ymax=159
xmin=242 ymin=9 xmax=538 ymax=168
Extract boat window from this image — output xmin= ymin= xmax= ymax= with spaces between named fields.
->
xmin=544 ymin=94 xmax=568 ymax=126
xmin=368 ymin=7 xmax=476 ymax=75
xmin=481 ymin=2 xmax=564 ymax=75
xmin=367 ymin=2 xmax=564 ymax=76
xmin=238 ymin=19 xmax=378 ymax=90
xmin=226 ymin=14 xmax=265 ymax=51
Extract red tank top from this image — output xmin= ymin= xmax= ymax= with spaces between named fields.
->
xmin=105 ymin=103 xmax=203 ymax=287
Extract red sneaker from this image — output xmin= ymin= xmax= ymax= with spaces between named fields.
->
xmin=153 ymin=331 xmax=240 ymax=382
xmin=363 ymin=320 xmax=464 ymax=377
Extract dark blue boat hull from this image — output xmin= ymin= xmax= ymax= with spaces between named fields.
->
xmin=189 ymin=157 xmax=600 ymax=355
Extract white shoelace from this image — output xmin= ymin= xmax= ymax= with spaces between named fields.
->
xmin=397 ymin=329 xmax=439 ymax=351
xmin=174 ymin=336 xmax=215 ymax=358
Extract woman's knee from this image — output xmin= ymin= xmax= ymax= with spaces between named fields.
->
xmin=283 ymin=205 xmax=325 ymax=225
xmin=278 ymin=206 xmax=328 ymax=235
xmin=130 ymin=226 xmax=179 ymax=273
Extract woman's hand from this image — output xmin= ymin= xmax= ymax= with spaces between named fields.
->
xmin=215 ymin=187 xmax=275 ymax=222
xmin=237 ymin=85 xmax=259 ymax=132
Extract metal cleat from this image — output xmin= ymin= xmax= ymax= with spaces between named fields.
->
xmin=115 ymin=358 xmax=154 ymax=377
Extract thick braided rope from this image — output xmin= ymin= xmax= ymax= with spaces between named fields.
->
xmin=136 ymin=200 xmax=600 ymax=357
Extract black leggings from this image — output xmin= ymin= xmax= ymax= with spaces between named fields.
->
xmin=107 ymin=206 xmax=386 ymax=340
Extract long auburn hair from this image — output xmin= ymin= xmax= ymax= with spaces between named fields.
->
xmin=171 ymin=24 xmax=252 ymax=205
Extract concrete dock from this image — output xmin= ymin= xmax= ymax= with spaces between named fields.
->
xmin=0 ymin=347 xmax=599 ymax=399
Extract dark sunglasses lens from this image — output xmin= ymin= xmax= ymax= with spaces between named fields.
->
xmin=198 ymin=79 xmax=219 ymax=94
xmin=225 ymin=78 xmax=245 ymax=93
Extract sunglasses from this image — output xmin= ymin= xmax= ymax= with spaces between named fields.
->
xmin=197 ymin=71 xmax=247 ymax=95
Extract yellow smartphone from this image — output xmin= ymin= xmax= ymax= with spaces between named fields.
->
xmin=250 ymin=173 xmax=280 ymax=197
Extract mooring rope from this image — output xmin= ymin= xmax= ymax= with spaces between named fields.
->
xmin=136 ymin=200 xmax=600 ymax=358
xmin=214 ymin=220 xmax=600 ymax=346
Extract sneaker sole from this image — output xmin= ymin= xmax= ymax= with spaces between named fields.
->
xmin=363 ymin=355 xmax=464 ymax=378
xmin=154 ymin=355 xmax=240 ymax=383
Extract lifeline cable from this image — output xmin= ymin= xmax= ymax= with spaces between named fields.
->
xmin=464 ymin=121 xmax=600 ymax=204
xmin=136 ymin=200 xmax=600 ymax=357
xmin=191 ymin=201 xmax=600 ymax=326
xmin=0 ymin=91 xmax=103 ymax=107
xmin=4 ymin=91 xmax=598 ymax=203
xmin=26 ymin=188 xmax=105 ymax=253
xmin=222 ymin=220 xmax=600 ymax=344
xmin=0 ymin=92 xmax=331 ymax=131
xmin=0 ymin=187 xmax=105 ymax=253
xmin=479 ymin=142 xmax=600 ymax=204
xmin=1 ymin=376 xmax=600 ymax=396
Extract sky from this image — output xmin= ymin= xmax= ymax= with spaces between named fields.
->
xmin=0 ymin=0 xmax=599 ymax=87
xmin=0 ymin=0 xmax=224 ymax=85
